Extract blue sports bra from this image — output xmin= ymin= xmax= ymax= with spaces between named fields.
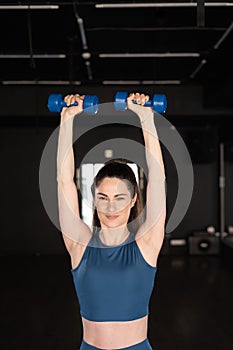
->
xmin=71 ymin=230 xmax=157 ymax=322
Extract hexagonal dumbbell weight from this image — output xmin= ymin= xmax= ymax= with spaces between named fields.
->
xmin=114 ymin=91 xmax=167 ymax=114
xmin=48 ymin=94 xmax=99 ymax=115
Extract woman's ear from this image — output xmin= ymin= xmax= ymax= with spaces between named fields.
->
xmin=130 ymin=193 xmax=137 ymax=207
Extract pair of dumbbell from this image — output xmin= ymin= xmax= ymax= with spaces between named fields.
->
xmin=47 ymin=91 xmax=167 ymax=115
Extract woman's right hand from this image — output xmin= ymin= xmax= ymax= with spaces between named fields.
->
xmin=60 ymin=94 xmax=85 ymax=121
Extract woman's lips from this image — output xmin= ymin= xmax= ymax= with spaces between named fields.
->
xmin=105 ymin=215 xmax=119 ymax=220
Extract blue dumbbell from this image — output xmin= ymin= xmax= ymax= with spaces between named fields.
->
xmin=48 ymin=94 xmax=99 ymax=114
xmin=114 ymin=91 xmax=167 ymax=114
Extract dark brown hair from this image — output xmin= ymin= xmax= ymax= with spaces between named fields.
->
xmin=91 ymin=159 xmax=144 ymax=233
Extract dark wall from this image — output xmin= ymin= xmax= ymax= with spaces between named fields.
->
xmin=0 ymin=127 xmax=64 ymax=255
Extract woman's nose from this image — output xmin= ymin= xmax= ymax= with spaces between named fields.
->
xmin=106 ymin=201 xmax=117 ymax=212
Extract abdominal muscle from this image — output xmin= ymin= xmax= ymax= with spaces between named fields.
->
xmin=82 ymin=315 xmax=148 ymax=349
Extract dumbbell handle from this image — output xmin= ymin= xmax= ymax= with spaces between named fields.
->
xmin=60 ymin=100 xmax=79 ymax=108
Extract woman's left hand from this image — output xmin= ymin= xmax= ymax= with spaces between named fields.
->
xmin=127 ymin=92 xmax=154 ymax=122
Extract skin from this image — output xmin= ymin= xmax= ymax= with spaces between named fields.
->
xmin=94 ymin=177 xmax=137 ymax=245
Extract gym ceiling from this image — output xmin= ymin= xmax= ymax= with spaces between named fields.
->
xmin=0 ymin=0 xmax=233 ymax=89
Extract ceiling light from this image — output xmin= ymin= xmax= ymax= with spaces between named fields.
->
xmin=102 ymin=80 xmax=141 ymax=85
xmin=189 ymin=59 xmax=207 ymax=79
xmin=1 ymin=80 xmax=81 ymax=85
xmin=102 ymin=80 xmax=181 ymax=85
xmin=0 ymin=54 xmax=66 ymax=59
xmin=99 ymin=53 xmax=200 ymax=58
xmin=96 ymin=2 xmax=233 ymax=8
xmin=0 ymin=5 xmax=59 ymax=10
xmin=142 ymin=80 xmax=181 ymax=85
xmin=214 ymin=21 xmax=233 ymax=49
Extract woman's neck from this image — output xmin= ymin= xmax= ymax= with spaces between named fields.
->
xmin=98 ymin=226 xmax=130 ymax=246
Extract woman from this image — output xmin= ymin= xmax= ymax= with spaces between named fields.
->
xmin=57 ymin=92 xmax=166 ymax=350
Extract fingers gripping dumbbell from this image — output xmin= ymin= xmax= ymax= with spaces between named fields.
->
xmin=47 ymin=94 xmax=99 ymax=114
xmin=114 ymin=91 xmax=167 ymax=114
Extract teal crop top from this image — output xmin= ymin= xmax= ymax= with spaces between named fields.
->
xmin=71 ymin=230 xmax=157 ymax=322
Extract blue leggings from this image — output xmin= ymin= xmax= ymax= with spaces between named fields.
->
xmin=80 ymin=338 xmax=153 ymax=350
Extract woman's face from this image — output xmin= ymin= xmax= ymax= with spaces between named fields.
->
xmin=94 ymin=177 xmax=137 ymax=229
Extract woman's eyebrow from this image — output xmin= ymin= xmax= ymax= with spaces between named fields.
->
xmin=96 ymin=192 xmax=128 ymax=197
xmin=96 ymin=192 xmax=108 ymax=197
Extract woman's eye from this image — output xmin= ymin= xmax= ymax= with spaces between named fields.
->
xmin=98 ymin=197 xmax=107 ymax=200
xmin=117 ymin=197 xmax=124 ymax=200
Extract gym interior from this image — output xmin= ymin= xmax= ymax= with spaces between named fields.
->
xmin=0 ymin=1 xmax=232 ymax=350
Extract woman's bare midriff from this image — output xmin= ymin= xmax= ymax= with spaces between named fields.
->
xmin=82 ymin=314 xmax=148 ymax=349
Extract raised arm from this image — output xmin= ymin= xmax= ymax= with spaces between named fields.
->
xmin=127 ymin=93 xmax=166 ymax=251
xmin=57 ymin=94 xmax=92 ymax=254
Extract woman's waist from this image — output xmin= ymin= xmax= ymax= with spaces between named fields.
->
xmin=82 ymin=315 xmax=148 ymax=349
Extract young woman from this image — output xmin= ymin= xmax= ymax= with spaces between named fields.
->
xmin=57 ymin=93 xmax=166 ymax=350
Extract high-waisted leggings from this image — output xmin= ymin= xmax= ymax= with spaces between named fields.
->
xmin=80 ymin=338 xmax=153 ymax=350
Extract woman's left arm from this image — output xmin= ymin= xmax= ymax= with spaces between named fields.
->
xmin=127 ymin=93 xmax=166 ymax=249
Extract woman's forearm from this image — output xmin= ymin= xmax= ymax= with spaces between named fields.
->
xmin=57 ymin=117 xmax=75 ymax=183
xmin=140 ymin=115 xmax=166 ymax=180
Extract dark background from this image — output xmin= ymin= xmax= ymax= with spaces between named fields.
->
xmin=0 ymin=1 xmax=233 ymax=350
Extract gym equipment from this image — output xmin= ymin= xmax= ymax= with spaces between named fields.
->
xmin=227 ymin=225 xmax=233 ymax=235
xmin=48 ymin=94 xmax=99 ymax=114
xmin=114 ymin=91 xmax=167 ymax=114
xmin=160 ymin=234 xmax=188 ymax=256
xmin=188 ymin=229 xmax=220 ymax=255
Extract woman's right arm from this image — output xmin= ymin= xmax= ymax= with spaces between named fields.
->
xmin=57 ymin=94 xmax=92 ymax=255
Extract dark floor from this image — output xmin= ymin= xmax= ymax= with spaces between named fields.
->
xmin=1 ymin=249 xmax=233 ymax=350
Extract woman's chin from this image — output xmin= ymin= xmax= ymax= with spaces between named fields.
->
xmin=103 ymin=220 xmax=121 ymax=228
